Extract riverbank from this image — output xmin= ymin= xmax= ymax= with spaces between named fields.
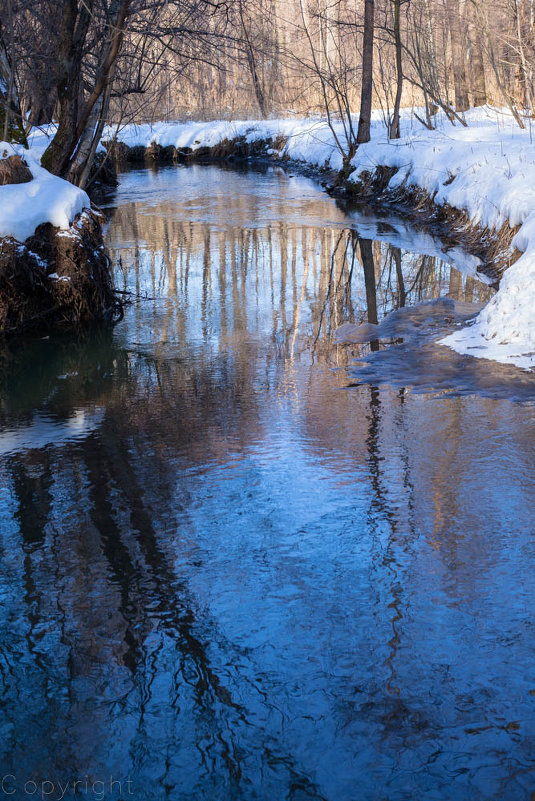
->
xmin=0 ymin=142 xmax=120 ymax=335
xmin=101 ymin=107 xmax=535 ymax=370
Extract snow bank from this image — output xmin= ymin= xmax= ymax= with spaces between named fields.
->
xmin=441 ymin=244 xmax=535 ymax=369
xmin=103 ymin=117 xmax=347 ymax=171
xmin=347 ymin=108 xmax=535 ymax=370
xmin=0 ymin=141 xmax=89 ymax=242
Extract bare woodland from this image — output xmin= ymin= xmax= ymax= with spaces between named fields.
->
xmin=1 ymin=0 xmax=534 ymax=186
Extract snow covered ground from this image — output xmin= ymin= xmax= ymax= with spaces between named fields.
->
xmin=349 ymin=108 xmax=535 ymax=371
xmin=0 ymin=141 xmax=89 ymax=242
xmin=104 ymin=107 xmax=535 ymax=370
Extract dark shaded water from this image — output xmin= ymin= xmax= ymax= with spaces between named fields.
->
xmin=1 ymin=165 xmax=535 ymax=801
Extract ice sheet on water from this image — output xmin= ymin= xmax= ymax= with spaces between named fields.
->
xmin=335 ymin=298 xmax=483 ymax=345
xmin=335 ymin=298 xmax=535 ymax=402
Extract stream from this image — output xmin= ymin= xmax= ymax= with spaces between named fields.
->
xmin=0 ymin=164 xmax=534 ymax=801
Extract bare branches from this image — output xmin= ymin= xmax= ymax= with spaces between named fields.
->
xmin=6 ymin=0 xmax=535 ymax=178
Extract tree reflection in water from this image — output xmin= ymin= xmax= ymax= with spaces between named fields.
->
xmin=0 ymin=165 xmax=533 ymax=801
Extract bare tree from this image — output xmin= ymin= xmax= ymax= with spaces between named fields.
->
xmin=356 ymin=0 xmax=375 ymax=143
xmin=0 ymin=7 xmax=27 ymax=144
xmin=41 ymin=0 xmax=132 ymax=179
xmin=389 ymin=0 xmax=409 ymax=138
xmin=467 ymin=0 xmax=487 ymax=106
xmin=7 ymin=0 xmax=535 ymax=170
xmin=445 ymin=0 xmax=469 ymax=112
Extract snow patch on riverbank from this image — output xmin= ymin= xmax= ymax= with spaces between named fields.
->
xmin=108 ymin=107 xmax=535 ymax=369
xmin=103 ymin=117 xmax=347 ymax=170
xmin=0 ymin=141 xmax=89 ymax=242
xmin=349 ymin=108 xmax=535 ymax=370
xmin=441 ymin=247 xmax=535 ymax=370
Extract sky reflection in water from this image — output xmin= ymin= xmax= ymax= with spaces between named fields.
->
xmin=0 ymin=165 xmax=534 ymax=801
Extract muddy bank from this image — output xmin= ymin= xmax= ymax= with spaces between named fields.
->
xmin=0 ymin=144 xmax=121 ymax=336
xmin=0 ymin=208 xmax=122 ymax=335
xmin=104 ymin=135 xmax=516 ymax=285
xmin=104 ymin=134 xmax=285 ymax=167
xmin=340 ymin=167 xmax=520 ymax=284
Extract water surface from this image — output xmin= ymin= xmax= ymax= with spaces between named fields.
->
xmin=0 ymin=165 xmax=534 ymax=801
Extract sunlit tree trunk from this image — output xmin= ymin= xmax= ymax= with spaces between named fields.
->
xmin=239 ymin=0 xmax=269 ymax=117
xmin=514 ymin=0 xmax=533 ymax=109
xmin=389 ymin=0 xmax=404 ymax=139
xmin=446 ymin=0 xmax=470 ymax=112
xmin=467 ymin=0 xmax=487 ymax=106
xmin=357 ymin=0 xmax=375 ymax=144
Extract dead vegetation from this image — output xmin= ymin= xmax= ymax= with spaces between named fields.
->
xmin=0 ymin=209 xmax=122 ymax=335
xmin=104 ymin=134 xmax=290 ymax=168
xmin=0 ymin=154 xmax=33 ymax=185
xmin=343 ymin=166 xmax=520 ymax=283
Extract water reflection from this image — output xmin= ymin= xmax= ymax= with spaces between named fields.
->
xmin=105 ymin=164 xmax=492 ymax=367
xmin=0 ymin=165 xmax=534 ymax=801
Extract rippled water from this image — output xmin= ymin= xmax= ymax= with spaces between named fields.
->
xmin=1 ymin=164 xmax=535 ymax=801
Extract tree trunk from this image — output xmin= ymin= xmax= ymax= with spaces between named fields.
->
xmin=0 ymin=15 xmax=27 ymax=145
xmin=514 ymin=0 xmax=533 ymax=109
xmin=246 ymin=48 xmax=268 ymax=117
xmin=74 ymin=0 xmax=131 ymax=143
xmin=479 ymin=1 xmax=526 ymax=128
xmin=78 ymin=74 xmax=115 ymax=189
xmin=42 ymin=0 xmax=129 ymax=181
xmin=239 ymin=1 xmax=268 ymax=118
xmin=357 ymin=0 xmax=375 ymax=144
xmin=468 ymin=1 xmax=487 ymax=106
xmin=446 ymin=0 xmax=470 ymax=112
xmin=40 ymin=0 xmax=91 ymax=176
xmin=66 ymin=96 xmax=104 ymax=187
xmin=390 ymin=0 xmax=403 ymax=139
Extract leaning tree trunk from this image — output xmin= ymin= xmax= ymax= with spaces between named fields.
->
xmin=239 ymin=0 xmax=269 ymax=118
xmin=357 ymin=0 xmax=375 ymax=144
xmin=77 ymin=82 xmax=113 ymax=189
xmin=246 ymin=47 xmax=268 ymax=118
xmin=66 ymin=96 xmax=104 ymax=187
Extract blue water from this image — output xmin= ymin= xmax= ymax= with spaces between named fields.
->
xmin=0 ymin=164 xmax=534 ymax=801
